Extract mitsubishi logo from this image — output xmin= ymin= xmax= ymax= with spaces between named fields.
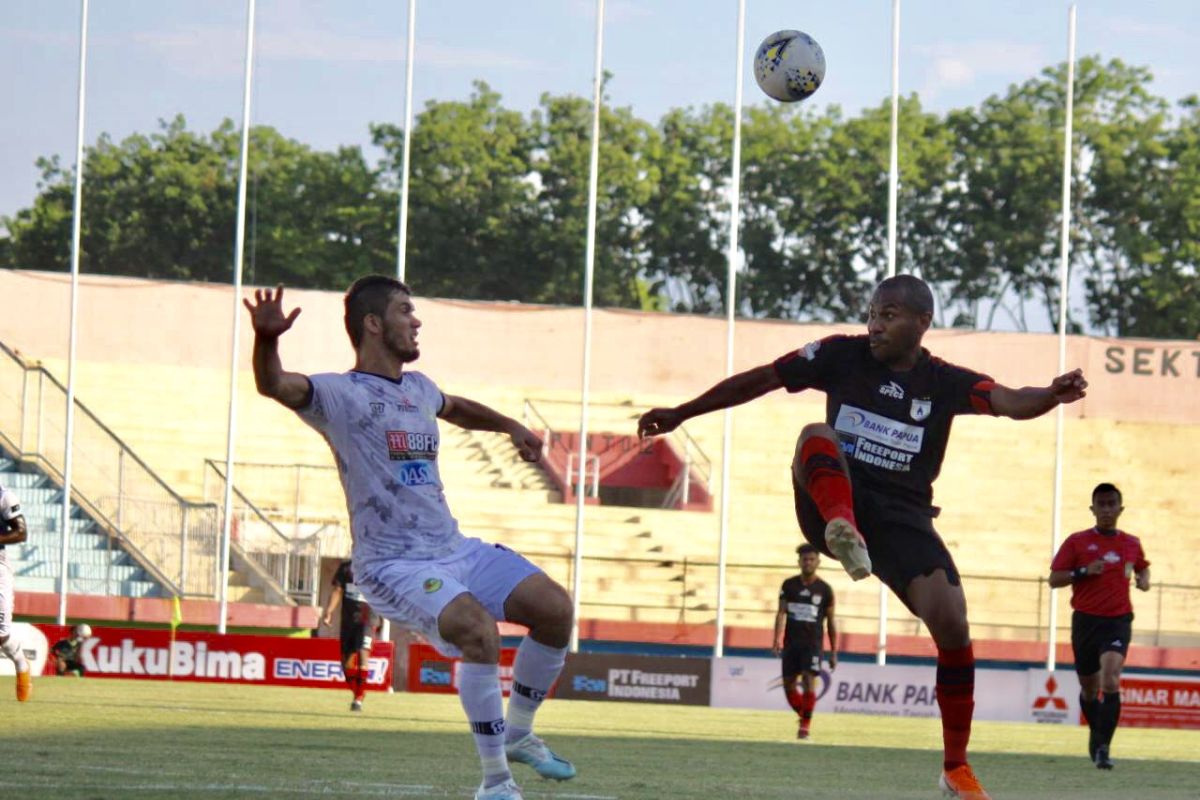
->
xmin=1033 ymin=675 xmax=1068 ymax=710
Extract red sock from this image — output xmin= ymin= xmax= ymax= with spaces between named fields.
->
xmin=936 ymin=644 xmax=975 ymax=771
xmin=800 ymin=437 xmax=856 ymax=525
xmin=801 ymin=691 xmax=816 ymax=725
xmin=784 ymin=686 xmax=805 ymax=716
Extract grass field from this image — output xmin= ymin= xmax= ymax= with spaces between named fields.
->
xmin=3 ymin=677 xmax=1198 ymax=799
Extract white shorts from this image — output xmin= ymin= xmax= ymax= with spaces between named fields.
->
xmin=0 ymin=561 xmax=12 ymax=640
xmin=354 ymin=538 xmax=541 ymax=657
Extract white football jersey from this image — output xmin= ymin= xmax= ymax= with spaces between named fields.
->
xmin=0 ymin=485 xmax=21 ymax=569
xmin=295 ymin=370 xmax=465 ymax=563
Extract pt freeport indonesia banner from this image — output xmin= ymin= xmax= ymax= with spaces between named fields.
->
xmin=17 ymin=623 xmax=394 ymax=690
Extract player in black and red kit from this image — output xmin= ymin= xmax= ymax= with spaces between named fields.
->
xmin=322 ymin=559 xmax=380 ymax=711
xmin=637 ymin=275 xmax=1088 ymax=800
xmin=1048 ymin=483 xmax=1150 ymax=770
xmin=772 ymin=543 xmax=837 ymax=740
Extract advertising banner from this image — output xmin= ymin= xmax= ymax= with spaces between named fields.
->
xmin=712 ymin=657 xmax=1027 ymax=721
xmin=554 ymin=652 xmax=711 ymax=705
xmin=0 ymin=622 xmax=49 ymax=676
xmin=1117 ymin=675 xmax=1200 ymax=730
xmin=30 ymin=624 xmax=393 ymax=690
xmin=406 ymin=643 xmax=518 ymax=694
xmin=1024 ymin=670 xmax=1081 ymax=725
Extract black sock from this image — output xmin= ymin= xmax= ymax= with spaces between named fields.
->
xmin=1097 ymin=690 xmax=1122 ymax=747
xmin=1079 ymin=693 xmax=1097 ymax=728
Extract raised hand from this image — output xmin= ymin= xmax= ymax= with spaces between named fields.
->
xmin=510 ymin=426 xmax=543 ymax=463
xmin=243 ymin=286 xmax=301 ymax=338
xmin=1049 ymin=368 xmax=1087 ymax=404
xmin=637 ymin=407 xmax=683 ymax=439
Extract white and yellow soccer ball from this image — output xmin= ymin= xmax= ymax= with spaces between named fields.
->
xmin=753 ymin=30 xmax=826 ymax=103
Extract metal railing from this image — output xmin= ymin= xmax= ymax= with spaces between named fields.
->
xmin=0 ymin=342 xmax=219 ymax=597
xmin=202 ymin=460 xmax=321 ymax=605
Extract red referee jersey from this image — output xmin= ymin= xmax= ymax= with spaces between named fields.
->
xmin=1051 ymin=528 xmax=1149 ymax=617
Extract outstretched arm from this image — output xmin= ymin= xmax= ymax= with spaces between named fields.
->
xmin=243 ymin=286 xmax=311 ymax=409
xmin=439 ymin=395 xmax=542 ymax=463
xmin=990 ymin=368 xmax=1087 ymax=421
xmin=322 ymin=584 xmax=344 ymax=627
xmin=0 ymin=516 xmax=26 ymax=547
xmin=638 ymin=364 xmax=783 ymax=438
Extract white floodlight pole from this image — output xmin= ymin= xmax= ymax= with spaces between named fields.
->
xmin=878 ymin=0 xmax=901 ymax=666
xmin=396 ymin=0 xmax=417 ymax=283
xmin=714 ymin=0 xmax=747 ymax=659
xmin=58 ymin=0 xmax=90 ymax=626
xmin=568 ymin=0 xmax=605 ymax=653
xmin=218 ymin=0 xmax=257 ymax=634
xmin=1048 ymin=4 xmax=1077 ymax=672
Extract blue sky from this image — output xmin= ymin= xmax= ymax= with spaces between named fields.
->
xmin=3 ymin=0 xmax=1198 ymax=219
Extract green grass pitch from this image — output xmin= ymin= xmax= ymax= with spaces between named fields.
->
xmin=3 ymin=677 xmax=1198 ymax=799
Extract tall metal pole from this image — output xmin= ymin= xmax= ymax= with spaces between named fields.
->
xmin=878 ymin=0 xmax=901 ymax=666
xmin=568 ymin=0 xmax=605 ymax=653
xmin=218 ymin=0 xmax=257 ymax=634
xmin=58 ymin=0 xmax=90 ymax=626
xmin=1048 ymin=4 xmax=1077 ymax=672
xmin=714 ymin=0 xmax=747 ymax=659
xmin=396 ymin=0 xmax=417 ymax=283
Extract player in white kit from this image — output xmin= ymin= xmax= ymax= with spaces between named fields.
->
xmin=245 ymin=277 xmax=575 ymax=800
xmin=0 ymin=483 xmax=33 ymax=702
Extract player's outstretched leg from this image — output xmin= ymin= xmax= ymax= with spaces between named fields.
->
xmin=2 ymin=637 xmax=32 ymax=702
xmin=502 ymin=573 xmax=577 ymax=781
xmin=794 ymin=426 xmax=871 ymax=581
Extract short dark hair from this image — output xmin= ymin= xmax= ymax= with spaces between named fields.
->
xmin=875 ymin=274 xmax=934 ymax=316
xmin=344 ymin=275 xmax=411 ymax=348
xmin=1092 ymin=482 xmax=1122 ymax=503
xmin=797 ymin=543 xmax=820 ymax=557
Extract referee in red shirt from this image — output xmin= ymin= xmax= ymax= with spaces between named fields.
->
xmin=1048 ymin=483 xmax=1150 ymax=770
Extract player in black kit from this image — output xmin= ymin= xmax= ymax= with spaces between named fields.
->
xmin=772 ymin=543 xmax=836 ymax=739
xmin=322 ymin=559 xmax=380 ymax=711
xmin=638 ymin=275 xmax=1088 ymax=800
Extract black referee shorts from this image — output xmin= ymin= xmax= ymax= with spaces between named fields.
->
xmin=781 ymin=642 xmax=822 ymax=678
xmin=1071 ymin=610 xmax=1133 ymax=676
xmin=794 ymin=476 xmax=959 ymax=613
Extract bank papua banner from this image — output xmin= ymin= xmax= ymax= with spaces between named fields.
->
xmin=554 ymin=652 xmax=711 ymax=705
xmin=32 ymin=624 xmax=393 ymax=690
xmin=406 ymin=643 xmax=519 ymax=694
xmin=711 ymin=657 xmax=1028 ymax=721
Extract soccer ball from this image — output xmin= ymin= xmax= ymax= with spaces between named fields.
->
xmin=753 ymin=30 xmax=826 ymax=103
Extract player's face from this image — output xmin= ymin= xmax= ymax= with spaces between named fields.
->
xmin=1090 ymin=491 xmax=1123 ymax=529
xmin=378 ymin=292 xmax=421 ymax=363
xmin=799 ymin=551 xmax=820 ymax=576
xmin=866 ymin=289 xmax=930 ymax=366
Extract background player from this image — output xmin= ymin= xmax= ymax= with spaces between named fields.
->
xmin=772 ymin=543 xmax=836 ymax=739
xmin=1048 ymin=482 xmax=1150 ymax=770
xmin=322 ymin=559 xmax=379 ymax=711
xmin=52 ymin=623 xmax=91 ymax=676
xmin=0 ymin=481 xmax=32 ymax=701
xmin=245 ymin=278 xmax=576 ymax=800
xmin=638 ymin=274 xmax=1088 ymax=800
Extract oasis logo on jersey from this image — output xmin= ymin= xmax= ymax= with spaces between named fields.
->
xmin=835 ymin=405 xmax=924 ymax=472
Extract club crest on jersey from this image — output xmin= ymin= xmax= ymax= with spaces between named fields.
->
xmin=910 ymin=398 xmax=932 ymax=421
xmin=879 ymin=381 xmax=904 ymax=400
xmin=423 ymin=578 xmax=443 ymax=593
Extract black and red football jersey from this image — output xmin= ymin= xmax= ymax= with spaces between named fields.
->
xmin=774 ymin=334 xmax=996 ymax=510
xmin=779 ymin=575 xmax=834 ymax=648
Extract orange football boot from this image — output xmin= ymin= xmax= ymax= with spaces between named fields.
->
xmin=15 ymin=670 xmax=32 ymax=702
xmin=939 ymin=764 xmax=991 ymax=799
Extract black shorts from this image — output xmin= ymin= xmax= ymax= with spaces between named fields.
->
xmin=1071 ymin=610 xmax=1133 ymax=676
xmin=794 ymin=476 xmax=959 ymax=613
xmin=781 ymin=642 xmax=822 ymax=678
xmin=340 ymin=604 xmax=378 ymax=660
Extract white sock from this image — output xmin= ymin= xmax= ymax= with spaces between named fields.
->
xmin=506 ymin=637 xmax=567 ymax=743
xmin=458 ymin=662 xmax=511 ymax=788
xmin=0 ymin=638 xmax=28 ymax=673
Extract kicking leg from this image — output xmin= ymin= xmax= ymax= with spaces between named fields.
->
xmin=501 ymin=572 xmax=576 ymax=781
xmin=793 ymin=425 xmax=870 ymax=580
xmin=0 ymin=634 xmax=31 ymax=702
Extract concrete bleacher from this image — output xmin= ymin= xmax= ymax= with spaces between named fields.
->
xmin=1 ymin=459 xmax=163 ymax=598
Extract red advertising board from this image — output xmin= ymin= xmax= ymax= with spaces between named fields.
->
xmin=35 ymin=624 xmax=393 ymax=690
xmin=1116 ymin=676 xmax=1200 ymax=730
xmin=406 ymin=643 xmax=518 ymax=694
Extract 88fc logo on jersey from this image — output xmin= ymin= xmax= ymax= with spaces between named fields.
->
xmin=386 ymin=430 xmax=439 ymax=487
